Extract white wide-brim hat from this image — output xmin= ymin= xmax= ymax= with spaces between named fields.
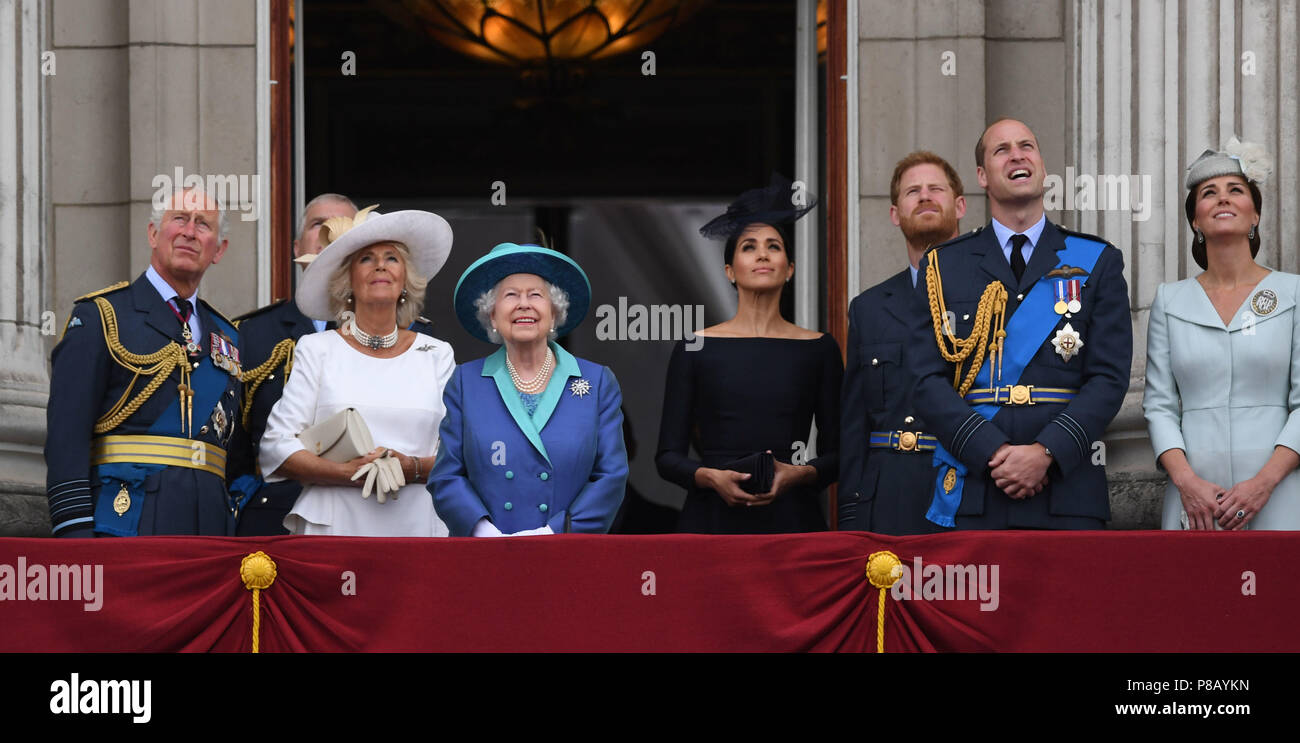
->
xmin=295 ymin=207 xmax=453 ymax=321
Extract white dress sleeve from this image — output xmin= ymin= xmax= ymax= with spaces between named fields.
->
xmin=259 ymin=332 xmax=324 ymax=482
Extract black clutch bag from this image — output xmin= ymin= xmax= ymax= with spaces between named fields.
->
xmin=719 ymin=452 xmax=775 ymax=494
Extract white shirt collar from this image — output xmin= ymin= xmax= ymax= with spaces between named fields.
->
xmin=990 ymin=213 xmax=1047 ymax=252
xmin=145 ymin=265 xmax=198 ymax=306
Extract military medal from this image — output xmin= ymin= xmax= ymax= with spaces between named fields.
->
xmin=1053 ymin=280 xmax=1069 ymax=314
xmin=113 ymin=483 xmax=131 ymax=516
xmin=569 ymin=378 xmax=592 ymax=397
xmin=1251 ymin=288 xmax=1278 ymax=316
xmin=211 ymin=403 xmax=228 ymax=442
xmin=210 ymin=333 xmax=243 ymax=377
xmin=1052 ymin=323 xmax=1084 ymax=362
xmin=182 ymin=324 xmax=200 ymax=357
xmin=1066 ymin=279 xmax=1082 ymax=314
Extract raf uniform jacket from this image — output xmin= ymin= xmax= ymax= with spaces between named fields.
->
xmin=905 ymin=220 xmax=1132 ymax=529
xmin=45 ymin=274 xmax=244 ymax=537
xmin=840 ymin=268 xmax=947 ymax=535
xmin=228 ymin=299 xmax=435 ymax=536
xmin=429 ymin=343 xmax=628 ymax=536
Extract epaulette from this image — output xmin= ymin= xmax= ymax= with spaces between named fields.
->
xmin=73 ymin=281 xmax=129 ymax=303
xmin=923 ymin=226 xmax=982 ymax=258
xmin=1056 ymin=225 xmax=1114 ymax=247
xmin=234 ymin=298 xmax=290 ymax=324
xmin=200 ymin=299 xmax=239 ymax=332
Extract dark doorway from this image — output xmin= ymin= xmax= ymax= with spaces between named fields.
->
xmin=301 ymin=0 xmax=810 ymax=520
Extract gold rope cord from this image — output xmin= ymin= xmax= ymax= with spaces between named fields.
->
xmin=240 ymin=338 xmax=295 ymax=427
xmin=91 ymin=297 xmax=192 ymax=434
xmin=925 ymin=252 xmax=1009 ymax=395
xmin=240 ymin=552 xmax=277 ymax=654
xmin=866 ymin=551 xmax=903 ymax=653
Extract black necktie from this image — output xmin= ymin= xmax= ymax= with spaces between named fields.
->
xmin=1010 ymin=234 xmax=1028 ymax=282
xmin=173 ymin=297 xmax=192 ymax=322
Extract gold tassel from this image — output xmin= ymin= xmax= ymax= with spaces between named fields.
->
xmin=240 ymin=551 xmax=278 ymax=653
xmin=865 ymin=550 xmax=904 ymax=653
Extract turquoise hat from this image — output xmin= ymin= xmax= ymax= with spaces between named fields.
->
xmin=453 ymin=243 xmax=592 ymax=343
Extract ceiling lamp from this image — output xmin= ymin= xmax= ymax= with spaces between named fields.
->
xmin=407 ymin=0 xmax=706 ymax=66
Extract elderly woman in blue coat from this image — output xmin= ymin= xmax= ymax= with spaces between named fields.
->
xmin=428 ymin=243 xmax=628 ymax=536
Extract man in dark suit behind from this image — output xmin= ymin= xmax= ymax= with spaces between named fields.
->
xmin=229 ymin=193 xmax=359 ymax=534
xmin=904 ymin=118 xmax=1132 ymax=530
xmin=840 ymin=151 xmax=967 ymax=534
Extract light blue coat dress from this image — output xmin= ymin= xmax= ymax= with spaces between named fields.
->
xmin=1143 ymin=270 xmax=1300 ymax=530
xmin=428 ymin=342 xmax=628 ymax=536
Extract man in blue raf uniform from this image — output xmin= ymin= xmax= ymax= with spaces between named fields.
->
xmin=228 ymin=193 xmax=437 ymax=535
xmin=45 ymin=187 xmax=244 ymax=537
xmin=906 ymin=118 xmax=1133 ymax=530
xmin=841 ymin=151 xmax=967 ymax=534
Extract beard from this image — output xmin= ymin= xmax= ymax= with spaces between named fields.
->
xmin=898 ymin=208 xmax=959 ymax=250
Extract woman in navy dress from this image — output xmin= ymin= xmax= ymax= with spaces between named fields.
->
xmin=656 ymin=177 xmax=842 ymax=534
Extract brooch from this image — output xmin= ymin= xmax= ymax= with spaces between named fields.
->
xmin=569 ymin=378 xmax=592 ymax=397
xmin=1251 ymin=289 xmax=1278 ymax=316
xmin=1052 ymin=323 xmax=1084 ymax=362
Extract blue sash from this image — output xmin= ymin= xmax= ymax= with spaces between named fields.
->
xmin=927 ymin=235 xmax=1107 ymax=526
xmin=93 ymin=462 xmax=163 ymax=536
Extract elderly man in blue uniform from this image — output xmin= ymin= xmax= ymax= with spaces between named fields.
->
xmin=905 ymin=118 xmax=1133 ymax=530
xmin=841 ymin=151 xmax=967 ymax=534
xmin=45 ymin=187 xmax=244 ymax=537
xmin=228 ymin=193 xmax=437 ymax=535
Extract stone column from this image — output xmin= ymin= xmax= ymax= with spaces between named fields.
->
xmin=1069 ymin=0 xmax=1300 ymax=525
xmin=0 ymin=0 xmax=49 ymax=535
xmin=856 ymin=0 xmax=988 ymax=294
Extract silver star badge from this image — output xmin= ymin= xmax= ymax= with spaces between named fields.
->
xmin=569 ymin=378 xmax=592 ymax=397
xmin=1051 ymin=323 xmax=1084 ymax=362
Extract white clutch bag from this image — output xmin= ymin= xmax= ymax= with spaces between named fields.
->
xmin=297 ymin=407 xmax=374 ymax=463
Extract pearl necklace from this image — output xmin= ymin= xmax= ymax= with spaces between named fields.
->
xmin=506 ymin=347 xmax=554 ymax=394
xmin=341 ymin=312 xmax=399 ymax=350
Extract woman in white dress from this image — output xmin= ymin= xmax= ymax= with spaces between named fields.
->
xmin=259 ymin=207 xmax=456 ymax=536
xmin=1144 ymin=140 xmax=1300 ymax=530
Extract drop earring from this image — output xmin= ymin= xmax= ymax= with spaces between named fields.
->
xmin=1248 ymin=224 xmax=1257 ymax=241
xmin=1195 ymin=230 xmax=1205 ymax=244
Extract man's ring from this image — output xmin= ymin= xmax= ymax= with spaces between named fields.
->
xmin=1236 ymin=509 xmax=1246 ymax=520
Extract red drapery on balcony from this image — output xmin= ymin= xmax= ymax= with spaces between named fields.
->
xmin=1 ymin=531 xmax=1294 ymax=652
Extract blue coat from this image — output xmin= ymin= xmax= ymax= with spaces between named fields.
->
xmin=1144 ymin=272 xmax=1300 ymax=530
xmin=428 ymin=343 xmax=628 ymax=536
xmin=841 ymin=268 xmax=946 ymax=534
xmin=905 ymin=220 xmax=1133 ymax=529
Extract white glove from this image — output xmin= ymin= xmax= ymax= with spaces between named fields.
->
xmin=472 ymin=517 xmax=504 ymax=537
xmin=507 ymin=525 xmax=555 ymax=537
xmin=352 ymin=460 xmax=380 ymax=499
xmin=351 ymin=454 xmax=407 ymax=504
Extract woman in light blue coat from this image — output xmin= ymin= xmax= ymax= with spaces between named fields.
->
xmin=428 ymin=243 xmax=628 ymax=536
xmin=1144 ymin=142 xmax=1300 ymax=530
